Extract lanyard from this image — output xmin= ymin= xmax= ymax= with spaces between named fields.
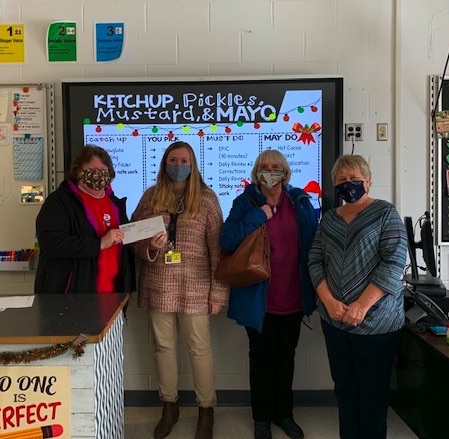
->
xmin=168 ymin=213 xmax=179 ymax=250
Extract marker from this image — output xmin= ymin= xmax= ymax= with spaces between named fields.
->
xmin=0 ymin=424 xmax=63 ymax=438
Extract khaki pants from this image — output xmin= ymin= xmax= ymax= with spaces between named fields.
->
xmin=149 ymin=310 xmax=217 ymax=408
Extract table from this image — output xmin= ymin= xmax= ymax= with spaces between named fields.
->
xmin=390 ymin=326 xmax=449 ymax=439
xmin=0 ymin=293 xmax=128 ymax=439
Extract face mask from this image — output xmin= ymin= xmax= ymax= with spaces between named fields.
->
xmin=335 ymin=180 xmax=366 ymax=203
xmin=166 ymin=165 xmax=191 ymax=182
xmin=79 ymin=168 xmax=111 ymax=191
xmin=256 ymin=171 xmax=285 ymax=189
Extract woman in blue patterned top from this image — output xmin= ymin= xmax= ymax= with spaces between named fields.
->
xmin=308 ymin=155 xmax=407 ymax=439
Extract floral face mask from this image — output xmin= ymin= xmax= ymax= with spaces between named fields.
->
xmin=79 ymin=168 xmax=111 ymax=191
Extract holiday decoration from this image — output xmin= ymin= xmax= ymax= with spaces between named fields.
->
xmin=0 ymin=335 xmax=88 ymax=366
xmin=292 ymin=122 xmax=321 ymax=145
xmin=304 ymin=180 xmax=322 ymax=197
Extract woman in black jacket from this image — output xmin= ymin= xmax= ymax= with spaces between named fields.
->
xmin=34 ymin=145 xmax=135 ymax=294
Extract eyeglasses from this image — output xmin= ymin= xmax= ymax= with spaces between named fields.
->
xmin=258 ymin=165 xmax=283 ymax=172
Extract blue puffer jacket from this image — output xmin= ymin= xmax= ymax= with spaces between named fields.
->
xmin=220 ymin=183 xmax=318 ymax=332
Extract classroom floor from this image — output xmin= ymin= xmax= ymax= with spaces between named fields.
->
xmin=124 ymin=406 xmax=418 ymax=439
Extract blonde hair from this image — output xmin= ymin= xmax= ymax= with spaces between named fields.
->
xmin=331 ymin=154 xmax=371 ymax=185
xmin=250 ymin=150 xmax=292 ymax=184
xmin=146 ymin=141 xmax=206 ymax=219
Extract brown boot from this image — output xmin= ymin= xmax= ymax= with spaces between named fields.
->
xmin=153 ymin=402 xmax=179 ymax=439
xmin=195 ymin=407 xmax=214 ymax=439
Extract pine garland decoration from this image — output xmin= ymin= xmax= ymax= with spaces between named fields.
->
xmin=0 ymin=334 xmax=88 ymax=366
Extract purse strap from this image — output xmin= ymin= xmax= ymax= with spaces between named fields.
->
xmin=245 ymin=194 xmax=268 ymax=236
xmin=246 ymin=194 xmax=259 ymax=207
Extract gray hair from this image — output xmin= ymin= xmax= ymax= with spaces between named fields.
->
xmin=331 ymin=154 xmax=371 ymax=185
xmin=251 ymin=150 xmax=292 ymax=184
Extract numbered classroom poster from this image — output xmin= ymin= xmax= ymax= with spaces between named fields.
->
xmin=47 ymin=22 xmax=77 ymax=62
xmin=95 ymin=23 xmax=124 ymax=62
xmin=0 ymin=24 xmax=25 ymax=63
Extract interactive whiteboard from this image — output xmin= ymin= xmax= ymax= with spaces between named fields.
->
xmin=62 ymin=77 xmax=343 ymax=218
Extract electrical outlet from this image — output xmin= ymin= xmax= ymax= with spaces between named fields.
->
xmin=345 ymin=123 xmax=364 ymax=141
xmin=377 ymin=123 xmax=388 ymax=141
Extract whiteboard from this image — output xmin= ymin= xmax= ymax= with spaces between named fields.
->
xmin=0 ymin=84 xmax=54 ymax=251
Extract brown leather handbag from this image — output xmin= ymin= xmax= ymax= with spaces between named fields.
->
xmin=215 ymin=196 xmax=271 ymax=287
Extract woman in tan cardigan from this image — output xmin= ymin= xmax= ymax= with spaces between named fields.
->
xmin=131 ymin=141 xmax=229 ymax=439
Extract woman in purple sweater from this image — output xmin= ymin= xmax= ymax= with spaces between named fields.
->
xmin=220 ymin=150 xmax=318 ymax=439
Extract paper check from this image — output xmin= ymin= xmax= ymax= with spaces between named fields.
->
xmin=120 ymin=216 xmax=166 ymax=245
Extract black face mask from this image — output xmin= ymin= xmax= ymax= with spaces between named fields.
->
xmin=335 ymin=180 xmax=366 ymax=203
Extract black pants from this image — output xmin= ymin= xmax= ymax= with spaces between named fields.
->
xmin=246 ymin=312 xmax=303 ymax=422
xmin=321 ymin=319 xmax=401 ymax=439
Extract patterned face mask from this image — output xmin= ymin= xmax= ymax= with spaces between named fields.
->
xmin=79 ymin=168 xmax=111 ymax=191
xmin=256 ymin=171 xmax=285 ymax=189
xmin=335 ymin=180 xmax=366 ymax=203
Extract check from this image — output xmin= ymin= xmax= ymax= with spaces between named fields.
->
xmin=120 ymin=216 xmax=166 ymax=245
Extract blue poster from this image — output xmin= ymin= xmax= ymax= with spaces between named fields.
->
xmin=95 ymin=23 xmax=124 ymax=62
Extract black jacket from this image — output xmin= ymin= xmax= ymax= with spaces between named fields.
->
xmin=34 ymin=180 xmax=136 ymax=294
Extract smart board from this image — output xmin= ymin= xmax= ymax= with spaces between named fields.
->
xmin=62 ymin=76 xmax=343 ymax=218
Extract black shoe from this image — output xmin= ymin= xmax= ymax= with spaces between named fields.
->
xmin=254 ymin=421 xmax=272 ymax=439
xmin=272 ymin=418 xmax=304 ymax=439
xmin=154 ymin=402 xmax=179 ymax=439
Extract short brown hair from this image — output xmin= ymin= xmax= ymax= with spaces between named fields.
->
xmin=66 ymin=145 xmax=116 ymax=182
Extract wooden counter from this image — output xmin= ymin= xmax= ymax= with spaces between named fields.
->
xmin=390 ymin=326 xmax=449 ymax=439
xmin=0 ymin=293 xmax=129 ymax=439
xmin=0 ymin=293 xmax=129 ymax=344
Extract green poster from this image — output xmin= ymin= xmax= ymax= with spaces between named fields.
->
xmin=47 ymin=22 xmax=77 ymax=62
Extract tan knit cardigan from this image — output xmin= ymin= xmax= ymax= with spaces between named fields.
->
xmin=131 ymin=187 xmax=230 ymax=314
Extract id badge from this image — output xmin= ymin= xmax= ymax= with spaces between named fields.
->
xmin=165 ymin=251 xmax=181 ymax=264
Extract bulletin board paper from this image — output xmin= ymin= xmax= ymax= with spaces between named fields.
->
xmin=0 ymin=84 xmax=53 ymax=250
xmin=13 ymin=136 xmax=44 ymax=180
